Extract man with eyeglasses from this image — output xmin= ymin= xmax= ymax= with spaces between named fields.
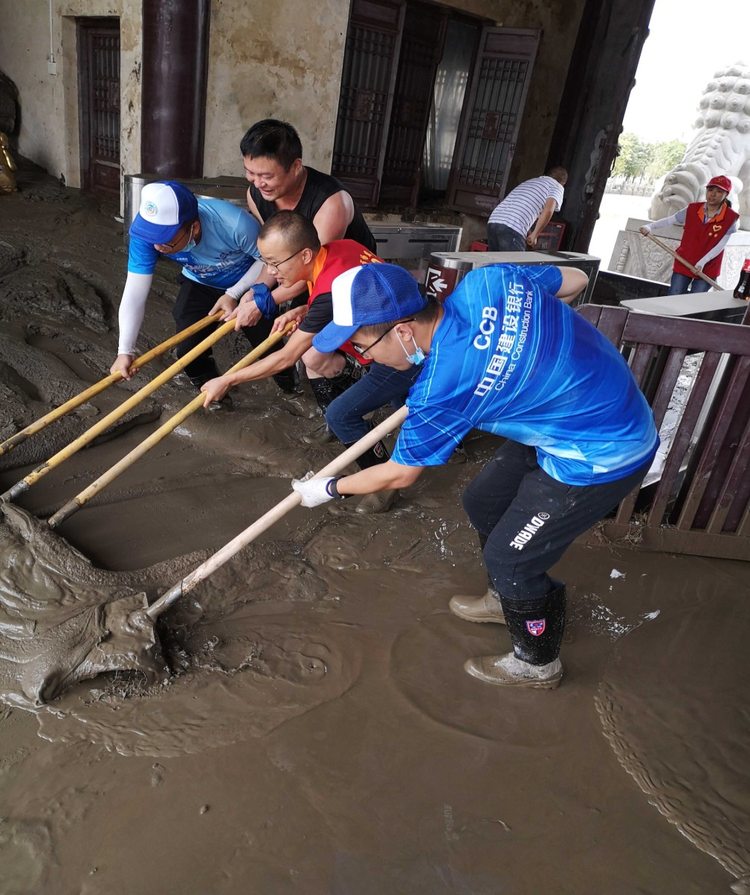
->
xmin=110 ymin=181 xmax=299 ymax=405
xmin=200 ymin=211 xmax=421 ymax=512
xmin=290 ymin=263 xmax=659 ymax=688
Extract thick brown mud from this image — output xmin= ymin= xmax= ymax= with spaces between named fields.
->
xmin=0 ymin=164 xmax=747 ymax=894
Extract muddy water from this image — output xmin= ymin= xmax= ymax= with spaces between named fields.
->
xmin=596 ymin=564 xmax=750 ymax=887
xmin=0 ymin=164 xmax=747 ymax=893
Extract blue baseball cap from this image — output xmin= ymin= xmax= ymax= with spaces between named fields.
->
xmin=313 ymin=264 xmax=427 ymax=353
xmin=129 ymin=181 xmax=198 ymax=244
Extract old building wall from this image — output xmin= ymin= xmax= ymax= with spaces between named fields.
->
xmin=0 ymin=0 xmax=142 ymax=190
xmin=202 ymin=0 xmax=351 ymax=176
xmin=0 ymin=0 xmax=585 ymax=207
xmin=202 ymin=0 xmax=585 ymax=184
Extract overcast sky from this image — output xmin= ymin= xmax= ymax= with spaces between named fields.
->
xmin=622 ymin=0 xmax=750 ymax=143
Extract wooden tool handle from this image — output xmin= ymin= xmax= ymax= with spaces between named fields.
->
xmin=145 ymin=404 xmax=409 ymax=620
xmin=643 ymin=231 xmax=722 ymax=290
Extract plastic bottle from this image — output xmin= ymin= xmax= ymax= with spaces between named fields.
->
xmin=734 ymin=255 xmax=750 ymax=299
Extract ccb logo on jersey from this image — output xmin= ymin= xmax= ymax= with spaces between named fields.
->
xmin=526 ymin=619 xmax=546 ymax=637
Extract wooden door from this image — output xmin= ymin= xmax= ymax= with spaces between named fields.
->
xmin=78 ymin=18 xmax=121 ymax=199
xmin=331 ymin=0 xmax=406 ymax=207
xmin=447 ymin=27 xmax=540 ymax=216
xmin=379 ymin=3 xmax=448 ymax=207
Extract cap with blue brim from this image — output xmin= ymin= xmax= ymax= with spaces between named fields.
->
xmin=312 ymin=264 xmax=427 ymax=354
xmin=129 ymin=181 xmax=199 ymax=244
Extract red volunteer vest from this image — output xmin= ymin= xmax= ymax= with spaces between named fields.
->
xmin=675 ymin=201 xmax=739 ymax=279
xmin=307 ymin=240 xmax=383 ymax=363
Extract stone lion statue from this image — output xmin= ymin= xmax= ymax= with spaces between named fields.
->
xmin=650 ymin=62 xmax=750 ymax=230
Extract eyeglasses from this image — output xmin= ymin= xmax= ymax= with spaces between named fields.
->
xmin=351 ymin=318 xmax=415 ymax=357
xmin=157 ymin=223 xmax=192 ymax=253
xmin=260 ymin=248 xmax=302 ymax=271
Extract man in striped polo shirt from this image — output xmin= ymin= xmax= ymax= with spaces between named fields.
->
xmin=486 ymin=167 xmax=567 ymax=252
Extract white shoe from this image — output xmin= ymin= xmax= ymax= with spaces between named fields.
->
xmin=355 ymin=489 xmax=398 ymax=514
xmin=464 ymin=652 xmax=563 ymax=689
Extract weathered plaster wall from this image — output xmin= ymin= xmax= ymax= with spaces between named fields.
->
xmin=0 ymin=0 xmax=141 ymax=191
xmin=203 ymin=0 xmax=351 ymax=176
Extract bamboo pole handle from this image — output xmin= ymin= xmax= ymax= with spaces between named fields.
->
xmin=0 ymin=312 xmax=223 ymax=458
xmin=143 ymin=404 xmax=409 ymax=621
xmin=47 ymin=323 xmax=295 ymax=528
xmin=1 ymin=319 xmax=236 ymax=502
xmin=643 ymin=231 xmax=722 ymax=290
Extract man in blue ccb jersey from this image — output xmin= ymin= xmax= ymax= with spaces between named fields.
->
xmin=291 ymin=263 xmax=659 ymax=689
xmin=111 ymin=180 xmax=299 ymax=406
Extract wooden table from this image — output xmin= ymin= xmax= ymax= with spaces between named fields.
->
xmin=621 ymin=291 xmax=748 ymax=324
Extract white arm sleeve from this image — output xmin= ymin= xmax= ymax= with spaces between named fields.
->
xmin=697 ymin=220 xmax=738 ymax=268
xmin=118 ymin=272 xmax=153 ymax=355
xmin=648 ymin=208 xmax=687 ymax=231
xmin=224 ymin=259 xmax=265 ymax=300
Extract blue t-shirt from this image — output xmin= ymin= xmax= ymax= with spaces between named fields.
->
xmin=127 ymin=198 xmax=261 ymax=289
xmin=393 ymin=264 xmax=659 ymax=485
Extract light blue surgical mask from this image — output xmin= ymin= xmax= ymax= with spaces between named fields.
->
xmin=183 ymin=225 xmax=197 ymax=253
xmin=397 ymin=332 xmax=425 ymax=366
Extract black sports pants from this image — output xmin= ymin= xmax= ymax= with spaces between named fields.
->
xmin=462 ymin=439 xmax=651 ymax=601
xmin=171 ymin=276 xmax=295 ymax=385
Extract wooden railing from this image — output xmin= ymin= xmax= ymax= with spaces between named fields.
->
xmin=577 ymin=304 xmax=750 ymax=560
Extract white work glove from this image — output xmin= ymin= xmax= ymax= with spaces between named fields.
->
xmin=292 ymin=474 xmax=344 ymax=507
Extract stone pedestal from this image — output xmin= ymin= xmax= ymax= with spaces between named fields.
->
xmin=609 ymin=219 xmax=750 ymax=290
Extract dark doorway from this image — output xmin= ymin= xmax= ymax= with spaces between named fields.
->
xmin=331 ymin=0 xmax=539 ymax=213
xmin=77 ymin=17 xmax=121 ymax=199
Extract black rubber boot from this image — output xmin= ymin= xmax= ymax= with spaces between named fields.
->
xmin=463 ymin=583 xmax=565 ymax=688
xmin=353 ymin=439 xmax=389 ymax=470
xmin=501 ymin=583 xmax=567 ymax=666
xmin=308 ymin=375 xmax=341 ymax=412
xmin=305 ymin=377 xmax=341 ymax=444
xmin=187 ymin=356 xmax=222 ymax=390
xmin=310 ymin=354 xmax=365 ymax=410
xmin=273 ymin=363 xmax=301 ymax=395
xmin=325 ymin=353 xmax=365 ymax=398
xmin=305 ymin=357 xmax=364 ymax=444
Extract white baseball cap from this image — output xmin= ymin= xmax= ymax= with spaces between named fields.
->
xmin=129 ymin=181 xmax=198 ymax=244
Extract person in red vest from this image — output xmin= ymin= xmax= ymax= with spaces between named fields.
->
xmin=640 ymin=175 xmax=738 ymax=294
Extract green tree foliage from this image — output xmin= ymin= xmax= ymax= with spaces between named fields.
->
xmin=647 ymin=140 xmax=687 ymax=180
xmin=613 ymin=133 xmax=686 ymax=182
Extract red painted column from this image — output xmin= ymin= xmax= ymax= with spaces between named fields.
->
xmin=141 ymin=0 xmax=211 ymax=177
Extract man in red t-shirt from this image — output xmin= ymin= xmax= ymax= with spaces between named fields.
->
xmin=201 ymin=212 xmax=420 ymax=509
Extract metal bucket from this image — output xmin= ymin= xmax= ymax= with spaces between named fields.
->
xmin=123 ymin=174 xmax=248 ymax=238
xmin=124 ymin=174 xmax=154 ymax=231
xmin=424 ymin=253 xmax=474 ymax=301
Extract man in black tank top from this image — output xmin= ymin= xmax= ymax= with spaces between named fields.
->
xmin=222 ymin=119 xmax=376 ymax=332
xmin=250 ymin=165 xmax=377 ymax=249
